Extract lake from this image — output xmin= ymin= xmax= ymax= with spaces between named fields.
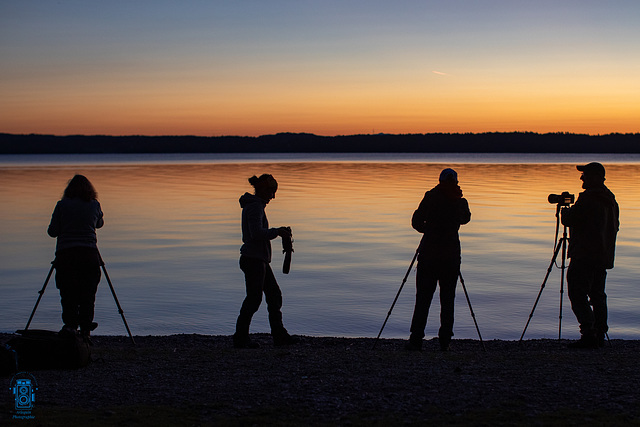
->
xmin=1 ymin=153 xmax=639 ymax=341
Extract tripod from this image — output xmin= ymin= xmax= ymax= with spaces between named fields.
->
xmin=372 ymin=245 xmax=485 ymax=351
xmin=372 ymin=247 xmax=419 ymax=350
xmin=519 ymin=204 xmax=568 ymax=344
xmin=24 ymin=252 xmax=136 ymax=345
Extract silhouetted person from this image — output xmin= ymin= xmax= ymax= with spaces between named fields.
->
xmin=233 ymin=174 xmax=298 ymax=348
xmin=47 ymin=175 xmax=104 ymax=340
xmin=561 ymin=162 xmax=619 ymax=348
xmin=406 ymin=168 xmax=471 ymax=351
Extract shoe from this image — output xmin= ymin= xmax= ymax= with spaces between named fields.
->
xmin=81 ymin=331 xmax=94 ymax=346
xmin=439 ymin=336 xmax=451 ymax=352
xmin=79 ymin=322 xmax=98 ymax=346
xmin=595 ymin=331 xmax=606 ymax=348
xmin=274 ymin=333 xmax=299 ymax=347
xmin=59 ymin=325 xmax=77 ymax=338
xmin=233 ymin=334 xmax=260 ymax=349
xmin=80 ymin=322 xmax=98 ymax=334
xmin=404 ymin=340 xmax=422 ymax=351
xmin=568 ymin=334 xmax=598 ymax=349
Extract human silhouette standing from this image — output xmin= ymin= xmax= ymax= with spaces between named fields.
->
xmin=47 ymin=175 xmax=104 ymax=340
xmin=406 ymin=168 xmax=471 ymax=351
xmin=561 ymin=162 xmax=619 ymax=348
xmin=233 ymin=174 xmax=298 ymax=348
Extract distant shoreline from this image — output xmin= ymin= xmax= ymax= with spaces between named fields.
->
xmin=2 ymin=132 xmax=640 ymax=154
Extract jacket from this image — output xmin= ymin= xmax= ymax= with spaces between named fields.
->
xmin=561 ymin=184 xmax=619 ymax=268
xmin=47 ymin=198 xmax=104 ymax=253
xmin=412 ymin=183 xmax=471 ymax=262
xmin=239 ymin=193 xmax=279 ymax=263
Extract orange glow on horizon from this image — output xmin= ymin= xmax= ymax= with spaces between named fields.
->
xmin=2 ymin=96 xmax=637 ymax=137
xmin=2 ymin=2 xmax=639 ymax=138
xmin=1 ymin=65 xmax=638 ymax=137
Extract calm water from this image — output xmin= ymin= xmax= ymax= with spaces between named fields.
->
xmin=1 ymin=153 xmax=639 ymax=341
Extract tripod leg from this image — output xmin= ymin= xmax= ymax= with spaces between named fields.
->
xmin=99 ymin=257 xmax=136 ymax=345
xmin=372 ymin=247 xmax=419 ymax=350
xmin=519 ymin=236 xmax=564 ymax=345
xmin=558 ymin=232 xmax=568 ymax=340
xmin=459 ymin=271 xmax=486 ymax=352
xmin=25 ymin=261 xmax=55 ymax=331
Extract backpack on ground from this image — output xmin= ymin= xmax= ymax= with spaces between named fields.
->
xmin=0 ymin=344 xmax=18 ymax=376
xmin=7 ymin=329 xmax=91 ymax=370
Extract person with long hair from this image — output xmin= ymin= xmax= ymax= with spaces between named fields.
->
xmin=233 ymin=174 xmax=298 ymax=348
xmin=48 ymin=175 xmax=104 ymax=340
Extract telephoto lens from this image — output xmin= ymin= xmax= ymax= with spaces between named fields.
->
xmin=282 ymin=227 xmax=293 ymax=274
xmin=548 ymin=191 xmax=574 ymax=206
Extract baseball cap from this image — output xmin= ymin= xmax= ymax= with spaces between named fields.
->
xmin=576 ymin=162 xmax=605 ymax=178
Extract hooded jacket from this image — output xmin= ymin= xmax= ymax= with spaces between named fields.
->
xmin=239 ymin=193 xmax=280 ymax=263
xmin=412 ymin=182 xmax=471 ymax=262
xmin=561 ymin=184 xmax=619 ymax=269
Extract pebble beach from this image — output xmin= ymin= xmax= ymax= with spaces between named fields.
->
xmin=2 ymin=333 xmax=640 ymax=425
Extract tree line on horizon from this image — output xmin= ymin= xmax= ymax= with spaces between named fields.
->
xmin=0 ymin=132 xmax=639 ymax=154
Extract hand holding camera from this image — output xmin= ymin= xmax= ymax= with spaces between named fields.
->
xmin=278 ymin=226 xmax=292 ymax=238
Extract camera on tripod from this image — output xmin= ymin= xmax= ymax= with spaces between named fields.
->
xmin=521 ymin=190 xmax=575 ymax=343
xmin=548 ymin=191 xmax=574 ymax=206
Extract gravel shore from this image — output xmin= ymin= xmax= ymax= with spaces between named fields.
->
xmin=2 ymin=333 xmax=640 ymax=425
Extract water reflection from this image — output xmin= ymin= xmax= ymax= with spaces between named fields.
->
xmin=0 ymin=158 xmax=638 ymax=340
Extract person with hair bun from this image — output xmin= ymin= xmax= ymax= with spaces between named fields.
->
xmin=47 ymin=174 xmax=104 ymax=341
xmin=233 ymin=174 xmax=298 ymax=348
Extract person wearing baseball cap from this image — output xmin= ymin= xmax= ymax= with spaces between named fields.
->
xmin=576 ymin=162 xmax=606 ymax=178
xmin=561 ymin=162 xmax=619 ymax=348
xmin=406 ymin=168 xmax=471 ymax=351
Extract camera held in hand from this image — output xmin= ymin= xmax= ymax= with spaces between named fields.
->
xmin=282 ymin=227 xmax=293 ymax=274
xmin=548 ymin=191 xmax=574 ymax=206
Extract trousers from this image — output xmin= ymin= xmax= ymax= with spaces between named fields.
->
xmin=235 ymin=256 xmax=286 ymax=338
xmin=409 ymin=257 xmax=458 ymax=342
xmin=54 ymin=247 xmax=101 ymax=331
xmin=567 ymin=258 xmax=608 ymax=336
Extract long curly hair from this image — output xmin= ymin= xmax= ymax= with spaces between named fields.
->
xmin=62 ymin=175 xmax=98 ymax=201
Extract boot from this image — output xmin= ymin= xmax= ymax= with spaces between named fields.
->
xmin=80 ymin=322 xmax=98 ymax=346
xmin=404 ymin=334 xmax=422 ymax=351
xmin=233 ymin=333 xmax=260 ymax=349
xmin=273 ymin=330 xmax=299 ymax=346
xmin=439 ymin=335 xmax=451 ymax=352
xmin=568 ymin=332 xmax=598 ymax=349
xmin=595 ymin=330 xmax=606 ymax=348
xmin=58 ymin=324 xmax=77 ymax=338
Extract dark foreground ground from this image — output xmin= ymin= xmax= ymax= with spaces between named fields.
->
xmin=2 ymin=333 xmax=640 ymax=426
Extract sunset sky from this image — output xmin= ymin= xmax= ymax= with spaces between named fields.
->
xmin=1 ymin=1 xmax=639 ymax=137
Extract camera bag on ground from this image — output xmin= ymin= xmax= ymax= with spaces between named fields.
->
xmin=0 ymin=344 xmax=18 ymax=376
xmin=7 ymin=329 xmax=91 ymax=370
